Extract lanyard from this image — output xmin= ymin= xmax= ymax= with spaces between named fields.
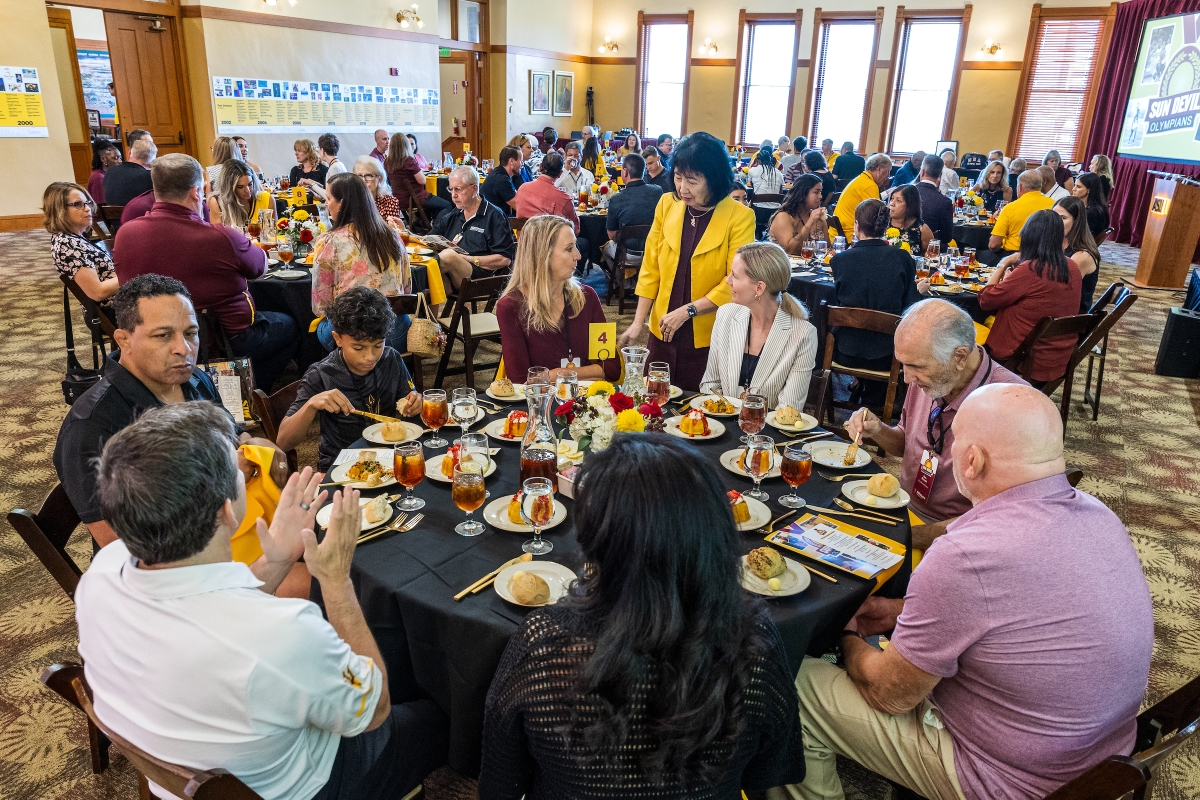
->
xmin=928 ymin=352 xmax=993 ymax=454
xmin=560 ymin=301 xmax=575 ymax=365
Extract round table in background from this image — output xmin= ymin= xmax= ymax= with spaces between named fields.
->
xmin=247 ymin=269 xmax=323 ymax=370
xmin=951 ymin=220 xmax=994 ymax=251
xmin=324 ymin=412 xmax=914 ymax=776
xmin=577 ymin=211 xmax=609 ymax=267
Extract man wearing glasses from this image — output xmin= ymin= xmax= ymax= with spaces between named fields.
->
xmin=846 ymin=300 xmax=1025 ymax=550
xmin=429 ymin=165 xmax=516 ymax=290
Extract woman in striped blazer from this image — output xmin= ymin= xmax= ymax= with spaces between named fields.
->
xmin=700 ymin=242 xmax=818 ymax=410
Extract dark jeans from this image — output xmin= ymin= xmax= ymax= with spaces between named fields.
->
xmin=310 ymin=699 xmax=449 ymax=800
xmin=229 ymin=310 xmax=299 ymax=393
xmin=422 ymin=194 xmax=453 ymax=222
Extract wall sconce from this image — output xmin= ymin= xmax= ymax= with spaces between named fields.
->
xmin=264 ymin=0 xmax=298 ymax=6
xmin=598 ymin=38 xmax=619 ymax=54
xmin=396 ymin=4 xmax=424 ymax=28
xmin=979 ymin=39 xmax=1003 ymax=57
xmin=697 ymin=38 xmax=718 ymax=55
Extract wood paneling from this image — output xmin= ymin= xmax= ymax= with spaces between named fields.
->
xmin=0 ymin=215 xmax=43 ymax=232
xmin=963 ymin=60 xmax=1022 ymax=70
xmin=180 ymin=5 xmax=439 ymax=45
xmin=105 ymin=13 xmax=188 ymax=154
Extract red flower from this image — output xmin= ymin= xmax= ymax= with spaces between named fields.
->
xmin=277 ymin=219 xmax=289 ymax=230
xmin=300 ymin=229 xmax=314 ymax=243
xmin=555 ymin=398 xmax=576 ymax=423
xmin=638 ymin=401 xmax=663 ymax=418
xmin=608 ymin=392 xmax=634 ymax=412
xmin=598 ymin=184 xmax=610 ymax=195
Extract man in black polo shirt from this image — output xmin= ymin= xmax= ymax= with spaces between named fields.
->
xmin=603 ymin=153 xmax=662 ymax=263
xmin=53 ymin=274 xmax=287 ymax=548
xmin=831 ymin=142 xmax=866 ymax=184
xmin=103 ymin=133 xmax=157 ymax=207
xmin=480 ymin=145 xmax=522 ymax=216
xmin=430 ymin=165 xmax=517 ymax=290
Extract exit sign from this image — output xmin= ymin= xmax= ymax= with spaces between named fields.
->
xmin=439 ymin=47 xmax=451 ymax=57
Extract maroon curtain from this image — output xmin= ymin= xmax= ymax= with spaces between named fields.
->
xmin=1083 ymin=0 xmax=1200 ymax=258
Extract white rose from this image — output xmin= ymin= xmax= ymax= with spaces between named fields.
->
xmin=592 ymin=427 xmax=613 ymax=451
xmin=587 ymin=396 xmax=608 ymax=411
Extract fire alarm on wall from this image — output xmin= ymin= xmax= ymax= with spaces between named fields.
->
xmin=389 ymin=68 xmax=399 ymax=76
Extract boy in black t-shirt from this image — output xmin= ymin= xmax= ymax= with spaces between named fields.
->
xmin=277 ymin=288 xmax=421 ymax=472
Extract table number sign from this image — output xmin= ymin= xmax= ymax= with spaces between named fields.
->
xmin=589 ymin=322 xmax=616 ymax=361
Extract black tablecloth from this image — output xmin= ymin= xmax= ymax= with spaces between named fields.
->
xmin=433 ymin=176 xmax=450 ymax=202
xmin=337 ymin=409 xmax=912 ymax=775
xmin=952 ymin=221 xmax=994 ymax=251
xmin=248 ymin=271 xmax=324 ymax=370
xmin=786 ymin=267 xmax=985 ymax=366
xmin=578 ymin=212 xmax=608 ymax=267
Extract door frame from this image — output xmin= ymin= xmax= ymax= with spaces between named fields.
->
xmin=46 ymin=7 xmax=93 ymax=185
xmin=58 ymin=0 xmax=198 ymax=159
xmin=439 ymin=49 xmax=489 ymax=159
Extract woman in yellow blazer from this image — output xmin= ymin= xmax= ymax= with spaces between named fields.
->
xmin=618 ymin=132 xmax=756 ymax=390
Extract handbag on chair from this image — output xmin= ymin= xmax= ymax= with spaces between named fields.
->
xmin=61 ymin=287 xmax=103 ymax=405
xmin=406 ymin=292 xmax=447 ymax=358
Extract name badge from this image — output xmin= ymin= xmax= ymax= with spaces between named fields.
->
xmin=912 ymin=449 xmax=938 ymax=504
xmin=589 ymin=322 xmax=617 ymax=360
xmin=451 ymin=233 xmax=464 ymax=244
xmin=560 ymin=357 xmax=581 ymax=368
xmin=469 ymin=225 xmax=485 ymax=233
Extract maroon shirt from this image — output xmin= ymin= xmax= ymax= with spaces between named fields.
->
xmin=496 ymin=286 xmax=619 ymax=381
xmin=113 ymin=201 xmax=266 ymax=335
xmin=387 ymin=157 xmax=428 ymax=207
xmin=978 ymin=259 xmax=1082 ymax=382
xmin=121 ymin=190 xmax=209 ymax=225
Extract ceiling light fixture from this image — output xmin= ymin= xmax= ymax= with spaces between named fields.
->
xmin=697 ymin=38 xmax=718 ymax=56
xmin=397 ymin=4 xmax=424 ymax=28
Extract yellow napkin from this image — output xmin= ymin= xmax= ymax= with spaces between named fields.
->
xmin=973 ymin=321 xmax=990 ymax=345
xmin=495 ymin=357 xmax=506 ymax=380
xmin=425 ymin=174 xmax=438 ymax=195
xmin=232 ymin=444 xmax=281 ymax=565
xmin=424 ymin=257 xmax=447 ymax=306
xmin=309 ymin=315 xmax=324 ymax=334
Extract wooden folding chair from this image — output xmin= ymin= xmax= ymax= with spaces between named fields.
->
xmin=387 ymin=294 xmax=426 ymax=392
xmin=249 ymin=381 xmax=300 ymax=474
xmin=826 ymin=214 xmax=845 ymax=240
xmin=62 ymin=275 xmax=117 ymax=370
xmin=600 ymin=223 xmax=651 ymax=314
xmin=821 ymin=306 xmax=903 ymax=426
xmin=197 ymin=309 xmax=237 ymax=365
xmin=511 ymin=217 xmax=529 ymax=237
xmin=406 ymin=196 xmax=432 ymax=234
xmin=1094 ymin=226 xmax=1115 ymax=246
xmin=1080 ymin=284 xmax=1137 ymax=421
xmin=7 ymin=483 xmax=85 ymax=600
xmin=433 ymin=275 xmax=507 ymax=389
xmin=40 ymin=663 xmax=267 ymax=799
xmin=805 ymin=368 xmax=832 ymax=425
xmin=98 ymin=204 xmax=124 ymax=233
xmin=1000 ymin=313 xmax=1099 ymax=425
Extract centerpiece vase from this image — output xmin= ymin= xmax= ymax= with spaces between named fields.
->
xmin=621 ymin=345 xmax=649 ymax=396
xmin=520 ymin=383 xmax=559 ymax=489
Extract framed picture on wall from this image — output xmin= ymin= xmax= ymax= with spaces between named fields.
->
xmin=553 ymin=71 xmax=574 ymax=117
xmin=530 ymin=70 xmax=551 ymax=114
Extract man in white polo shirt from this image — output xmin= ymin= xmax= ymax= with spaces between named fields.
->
xmin=75 ymin=402 xmax=447 ymax=800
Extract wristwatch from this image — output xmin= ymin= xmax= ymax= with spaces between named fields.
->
xmin=473 ymin=256 xmax=480 ymax=268
xmin=686 ymin=303 xmax=698 ymax=318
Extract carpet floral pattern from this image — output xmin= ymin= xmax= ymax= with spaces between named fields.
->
xmin=0 ymin=230 xmax=1195 ymax=799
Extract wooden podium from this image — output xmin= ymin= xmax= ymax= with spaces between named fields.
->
xmin=1132 ymin=172 xmax=1200 ymax=289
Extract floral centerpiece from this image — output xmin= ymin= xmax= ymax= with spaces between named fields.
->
xmin=277 ymin=208 xmax=324 ymax=257
xmin=884 ymin=226 xmax=913 ymax=253
xmin=554 ymin=380 xmax=664 ymax=453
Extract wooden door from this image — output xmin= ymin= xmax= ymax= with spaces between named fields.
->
xmin=103 ymin=12 xmax=188 ymax=155
xmin=46 ymin=8 xmax=92 ymax=184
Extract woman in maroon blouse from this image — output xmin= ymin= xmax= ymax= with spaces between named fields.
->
xmin=385 ymin=132 xmax=452 ymax=222
xmin=496 ymin=215 xmax=619 ymax=382
xmin=979 ymin=209 xmax=1082 ymax=385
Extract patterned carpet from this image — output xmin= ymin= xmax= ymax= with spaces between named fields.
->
xmin=0 ymin=229 xmax=1197 ymax=799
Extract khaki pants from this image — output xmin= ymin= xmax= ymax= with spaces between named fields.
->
xmin=769 ymin=658 xmax=966 ymax=800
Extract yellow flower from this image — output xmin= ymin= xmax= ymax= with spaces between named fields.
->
xmin=590 ymin=184 xmax=600 ymax=193
xmin=615 ymin=408 xmax=645 ymax=432
xmin=586 ymin=380 xmax=615 ymax=397
xmin=885 ymin=227 xmax=900 ymax=238
xmin=292 ymin=209 xmax=310 ymax=222
xmin=899 ymin=242 xmax=911 ymax=253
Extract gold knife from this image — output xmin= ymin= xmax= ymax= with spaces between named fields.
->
xmin=455 ymin=553 xmax=532 ymax=600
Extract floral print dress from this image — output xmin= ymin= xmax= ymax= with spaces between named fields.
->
xmin=52 ymin=233 xmax=116 ymax=301
xmin=311 ymin=225 xmax=409 ymax=316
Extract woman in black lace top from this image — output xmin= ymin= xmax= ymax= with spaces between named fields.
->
xmin=480 ymin=434 xmax=805 ymax=800
xmin=43 ymin=181 xmax=118 ymax=305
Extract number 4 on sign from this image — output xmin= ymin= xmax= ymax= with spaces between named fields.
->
xmin=589 ymin=322 xmax=616 ymax=361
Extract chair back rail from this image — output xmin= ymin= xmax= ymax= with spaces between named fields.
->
xmin=249 ymin=381 xmax=301 ymax=473
xmin=826 ymin=214 xmax=845 ymax=240
xmin=7 ymin=483 xmax=84 ymax=600
xmin=821 ymin=305 xmax=903 ymax=425
xmin=433 ymin=274 xmax=508 ymax=388
xmin=605 ymin=223 xmax=652 ymax=314
xmin=1041 ymin=756 xmax=1148 ymax=800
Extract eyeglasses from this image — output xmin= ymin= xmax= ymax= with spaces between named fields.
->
xmin=66 ymin=201 xmax=94 ymax=210
xmin=448 ymin=185 xmax=474 ymax=194
xmin=926 ymin=401 xmax=947 ymax=455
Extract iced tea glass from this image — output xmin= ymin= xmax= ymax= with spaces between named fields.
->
xmin=520 ymin=477 xmax=555 ymax=555
xmin=779 ymin=444 xmax=812 ymax=509
xmin=421 ymin=389 xmax=449 ymax=448
xmin=394 ymin=441 xmax=426 ymax=511
xmin=452 ymin=463 xmax=486 ymax=536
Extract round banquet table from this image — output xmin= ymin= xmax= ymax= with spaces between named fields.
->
xmin=951 ymin=220 xmax=994 ymax=251
xmin=786 ymin=264 xmax=985 ymax=366
xmin=325 ymin=407 xmax=914 ymax=776
xmin=577 ymin=210 xmax=609 ymax=268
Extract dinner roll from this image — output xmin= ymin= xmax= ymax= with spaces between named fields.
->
xmin=747 ymin=547 xmax=786 ymax=580
xmin=867 ymin=473 xmax=900 ymax=498
xmin=510 ymin=571 xmax=551 ymax=605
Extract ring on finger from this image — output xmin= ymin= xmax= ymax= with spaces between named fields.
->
xmin=300 ymin=502 xmax=311 ymax=511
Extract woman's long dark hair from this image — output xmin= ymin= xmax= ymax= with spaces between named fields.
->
xmin=581 ymin=136 xmax=602 ymax=174
xmin=753 ymin=145 xmax=775 ymax=169
xmin=566 ymin=434 xmax=768 ymax=787
xmin=890 ymin=184 xmax=922 ymax=228
xmin=781 ymin=174 xmax=823 ymax=217
xmin=1075 ymin=172 xmax=1109 ymax=209
xmin=1055 ymin=196 xmax=1101 ymax=268
xmin=1019 ymin=209 xmax=1070 ymax=284
xmin=670 ymin=132 xmax=735 ymax=204
xmin=327 ymin=173 xmax=402 ymax=272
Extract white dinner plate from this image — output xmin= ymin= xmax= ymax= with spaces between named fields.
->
xmin=690 ymin=395 xmax=742 ymax=416
xmin=806 ymin=440 xmax=872 ymax=469
xmin=486 ymin=383 xmax=526 ymax=402
xmin=406 ymin=246 xmax=435 ymax=256
xmin=484 ymin=417 xmax=528 ymax=442
xmin=361 ymin=421 xmax=425 ymax=445
xmin=719 ymin=448 xmax=782 ymax=479
xmin=482 ymin=496 xmax=568 ymax=532
xmin=663 ymin=414 xmax=726 ymax=440
xmin=425 ymin=453 xmax=498 ymax=482
xmin=842 ymin=480 xmax=911 ymax=510
xmin=766 ymin=410 xmax=819 ymax=433
xmin=739 ymin=554 xmax=811 ymax=597
xmin=494 ymin=561 xmax=577 ymax=606
xmin=315 ymin=495 xmax=394 ymax=530
xmin=273 ymin=269 xmax=308 ymax=280
xmin=444 ymin=407 xmax=486 ymax=426
xmin=735 ymin=495 xmax=772 ymax=532
xmin=328 ymin=459 xmax=396 ymax=488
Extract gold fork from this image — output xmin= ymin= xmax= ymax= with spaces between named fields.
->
xmin=358 ymin=513 xmax=422 ymax=545
xmin=818 ymin=472 xmax=878 ymax=482
xmin=832 ymin=498 xmax=900 ymax=523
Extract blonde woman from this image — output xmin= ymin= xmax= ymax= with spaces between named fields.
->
xmin=1089 ymin=153 xmax=1115 ymax=196
xmin=208 ymin=160 xmax=267 ymax=229
xmin=700 ymin=242 xmax=817 ymax=409
xmin=206 ymin=136 xmax=244 ymax=193
xmin=972 ymin=160 xmax=1013 ymax=212
xmin=495 ymin=215 xmax=619 ymax=381
xmin=289 ymin=138 xmax=327 ymax=188
xmin=508 ymin=133 xmax=536 ymax=185
xmin=43 ymin=181 xmax=118 ymax=305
